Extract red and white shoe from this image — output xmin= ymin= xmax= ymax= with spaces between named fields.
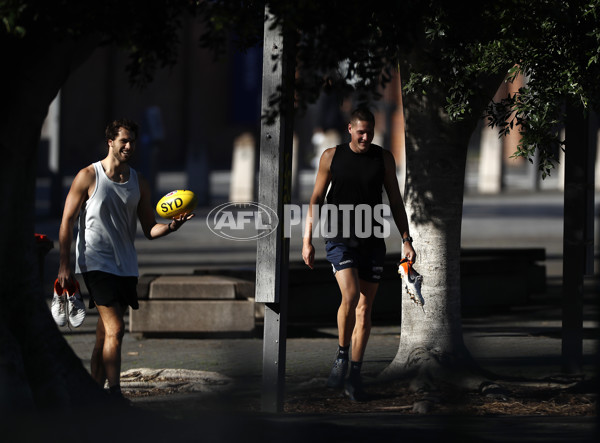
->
xmin=398 ymin=258 xmax=424 ymax=306
xmin=52 ymin=279 xmax=86 ymax=328
xmin=51 ymin=279 xmax=67 ymax=327
xmin=66 ymin=280 xmax=86 ymax=328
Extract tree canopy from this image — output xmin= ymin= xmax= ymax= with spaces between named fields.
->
xmin=1 ymin=0 xmax=189 ymax=86
xmin=5 ymin=0 xmax=599 ymax=167
xmin=198 ymin=0 xmax=600 ymax=174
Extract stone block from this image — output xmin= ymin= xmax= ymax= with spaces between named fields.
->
xmin=130 ymin=299 xmax=255 ymax=333
xmin=148 ymin=275 xmax=254 ymax=300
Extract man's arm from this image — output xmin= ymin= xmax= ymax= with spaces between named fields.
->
xmin=137 ymin=174 xmax=194 ymax=240
xmin=382 ymin=150 xmax=416 ymax=261
xmin=302 ymin=147 xmax=335 ymax=269
xmin=58 ymin=166 xmax=95 ymax=287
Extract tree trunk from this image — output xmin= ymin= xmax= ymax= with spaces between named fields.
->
xmin=381 ymin=73 xmax=504 ymax=393
xmin=0 ymin=34 xmax=107 ymax=412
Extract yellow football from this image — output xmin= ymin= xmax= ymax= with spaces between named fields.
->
xmin=156 ymin=190 xmax=198 ymax=219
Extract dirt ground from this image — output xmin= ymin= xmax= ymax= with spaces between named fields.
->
xmin=282 ymin=378 xmax=597 ymax=416
xmin=129 ymin=376 xmax=596 ymax=417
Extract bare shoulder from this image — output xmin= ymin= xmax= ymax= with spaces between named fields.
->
xmin=381 ymin=148 xmax=396 ymax=162
xmin=63 ymin=165 xmax=96 ymax=210
xmin=320 ymin=146 xmax=336 ymax=166
xmin=382 ymin=149 xmax=398 ymax=170
xmin=76 ymin=164 xmax=96 ymax=184
xmin=70 ymin=164 xmax=96 ymax=194
xmin=323 ymin=146 xmax=337 ymax=157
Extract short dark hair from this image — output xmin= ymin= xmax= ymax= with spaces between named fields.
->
xmin=105 ymin=119 xmax=139 ymax=142
xmin=350 ymin=107 xmax=375 ymax=125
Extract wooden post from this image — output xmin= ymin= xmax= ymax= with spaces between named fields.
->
xmin=561 ymin=103 xmax=595 ymax=374
xmin=256 ymin=7 xmax=295 ymax=412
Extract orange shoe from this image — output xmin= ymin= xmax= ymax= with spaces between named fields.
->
xmin=398 ymin=258 xmax=424 ymax=306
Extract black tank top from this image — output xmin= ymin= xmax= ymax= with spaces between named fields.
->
xmin=324 ymin=143 xmax=386 ymax=248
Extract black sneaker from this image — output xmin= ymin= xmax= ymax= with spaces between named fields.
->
xmin=326 ymin=358 xmax=348 ymax=388
xmin=344 ymin=377 xmax=368 ymax=402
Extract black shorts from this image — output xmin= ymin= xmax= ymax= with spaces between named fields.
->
xmin=82 ymin=271 xmax=139 ymax=310
xmin=325 ymin=241 xmax=386 ymax=283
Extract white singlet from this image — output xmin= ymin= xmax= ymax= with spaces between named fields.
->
xmin=75 ymin=161 xmax=140 ymax=276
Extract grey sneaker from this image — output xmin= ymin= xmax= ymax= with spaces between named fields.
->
xmin=326 ymin=357 xmax=348 ymax=388
xmin=344 ymin=376 xmax=367 ymax=402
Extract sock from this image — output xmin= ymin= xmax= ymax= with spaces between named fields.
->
xmin=337 ymin=345 xmax=350 ymax=360
xmin=349 ymin=361 xmax=362 ymax=380
xmin=109 ymin=385 xmax=122 ymax=395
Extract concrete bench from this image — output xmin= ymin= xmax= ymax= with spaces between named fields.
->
xmin=190 ymin=248 xmax=546 ymax=321
xmin=129 ymin=275 xmax=256 ymax=336
xmin=191 ymin=260 xmax=403 ymax=324
xmin=131 ymin=247 xmax=546 ymax=334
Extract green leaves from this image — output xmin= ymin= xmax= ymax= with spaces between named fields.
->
xmin=193 ymin=1 xmax=600 ymax=179
xmin=0 ymin=0 xmax=27 ymax=37
xmin=469 ymin=1 xmax=599 ymax=176
xmin=6 ymin=0 xmax=599 ymax=170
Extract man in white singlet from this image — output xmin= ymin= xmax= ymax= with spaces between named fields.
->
xmin=57 ymin=119 xmax=194 ymax=403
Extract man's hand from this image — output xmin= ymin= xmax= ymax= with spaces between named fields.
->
xmin=57 ymin=266 xmax=74 ymax=289
xmin=170 ymin=212 xmax=195 ymax=231
xmin=403 ymin=241 xmax=416 ymax=262
xmin=302 ymin=242 xmax=315 ymax=269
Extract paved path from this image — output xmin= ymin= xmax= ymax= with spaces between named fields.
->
xmin=33 ymin=181 xmax=599 ymax=442
xmin=36 ymin=188 xmax=599 ymax=382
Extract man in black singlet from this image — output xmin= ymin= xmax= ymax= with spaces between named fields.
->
xmin=302 ymin=107 xmax=416 ymax=401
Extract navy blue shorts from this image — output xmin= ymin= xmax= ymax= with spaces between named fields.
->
xmin=325 ymin=241 xmax=386 ymax=283
xmin=82 ymin=271 xmax=139 ymax=310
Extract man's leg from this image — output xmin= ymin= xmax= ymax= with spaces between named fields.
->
xmin=91 ymin=316 xmax=106 ymax=386
xmin=94 ymin=303 xmax=125 ymax=391
xmin=335 ymin=268 xmax=361 ymax=348
xmin=343 ymin=279 xmax=379 ymax=401
xmin=326 ymin=268 xmax=360 ymax=388
xmin=351 ymin=279 xmax=379 ymax=362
